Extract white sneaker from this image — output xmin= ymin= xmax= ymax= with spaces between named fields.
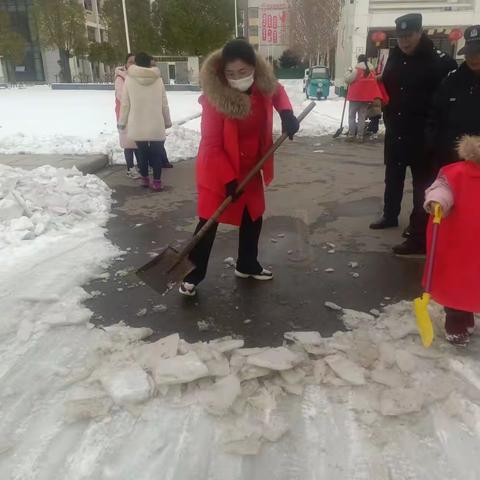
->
xmin=234 ymin=268 xmax=273 ymax=281
xmin=127 ymin=169 xmax=140 ymax=179
xmin=179 ymin=281 xmax=197 ymax=296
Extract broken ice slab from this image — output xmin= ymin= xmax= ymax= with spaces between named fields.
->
xmin=380 ymin=388 xmax=424 ymax=416
xmin=199 ymin=375 xmax=241 ymax=415
xmin=136 ymin=308 xmax=148 ymax=317
xmin=395 ymin=350 xmax=416 ymax=374
xmin=247 ymin=347 xmax=305 ymax=371
xmin=238 ymin=364 xmax=271 ymax=381
xmin=370 ymin=367 xmax=408 ymax=389
xmin=152 ymin=304 xmax=168 ymax=313
xmin=341 ymin=309 xmax=375 ymax=330
xmin=325 ymin=354 xmax=366 ymax=386
xmin=284 ymin=331 xmax=323 ymax=346
xmin=325 ymin=268 xmax=335 ymax=273
xmin=103 ymin=324 xmax=153 ymax=344
xmin=280 ymin=367 xmax=307 ymax=385
xmin=152 ymin=351 xmax=209 ymax=385
xmin=324 ymin=301 xmax=343 ymax=311
xmin=348 ymin=261 xmax=359 ymax=269
xmin=209 ymin=338 xmax=245 ymax=353
xmin=64 ymin=396 xmax=114 ymax=423
xmin=135 ymin=333 xmax=179 ymax=369
xmin=100 ymin=365 xmax=155 ymax=405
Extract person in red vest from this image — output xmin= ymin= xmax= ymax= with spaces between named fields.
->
xmin=424 ymin=135 xmax=480 ymax=346
xmin=114 ymin=53 xmax=139 ymax=178
xmin=345 ymin=54 xmax=383 ymax=143
xmin=179 ymin=39 xmax=299 ymax=296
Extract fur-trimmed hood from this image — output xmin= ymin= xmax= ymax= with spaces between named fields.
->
xmin=200 ymin=50 xmax=278 ymax=119
xmin=458 ymin=135 xmax=480 ymax=163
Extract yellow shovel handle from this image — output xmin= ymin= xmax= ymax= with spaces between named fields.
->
xmin=433 ymin=203 xmax=442 ymax=224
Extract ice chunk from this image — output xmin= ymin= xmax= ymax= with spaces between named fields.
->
xmin=152 ymin=351 xmax=209 ymax=385
xmin=370 ymin=309 xmax=381 ymax=317
xmin=135 ymin=334 xmax=179 ymax=369
xmin=395 ymin=350 xmax=416 ymax=374
xmin=325 ymin=354 xmax=366 ymax=386
xmin=247 ymin=347 xmax=305 ymax=371
xmin=348 ymin=261 xmax=359 ymax=269
xmin=313 ymin=359 xmax=327 ymax=383
xmin=209 ymin=338 xmax=245 ymax=353
xmin=380 ymin=388 xmax=424 ymax=416
xmin=239 ymin=364 xmax=271 ymax=381
xmin=341 ymin=309 xmax=375 ymax=330
xmin=0 ymin=193 xmax=24 ymax=220
xmin=64 ymin=396 xmax=114 ymax=423
xmin=284 ymin=331 xmax=323 ymax=346
xmin=324 ymin=301 xmax=343 ymax=311
xmin=136 ymin=308 xmax=147 ymax=317
xmin=100 ymin=365 xmax=155 ymax=405
xmin=371 ymin=368 xmax=408 ymax=388
xmin=280 ymin=368 xmax=306 ymax=385
xmin=325 ymin=268 xmax=335 ymax=273
xmin=378 ymin=342 xmax=397 ymax=367
xmin=224 ymin=257 xmax=236 ymax=267
xmin=152 ymin=304 xmax=168 ymax=313
xmin=104 ymin=324 xmax=153 ymax=344
xmin=200 ymin=375 xmax=241 ymax=415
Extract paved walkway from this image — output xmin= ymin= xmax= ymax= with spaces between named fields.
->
xmin=0 ymin=153 xmax=108 ymax=175
xmin=84 ymin=136 xmax=423 ymax=346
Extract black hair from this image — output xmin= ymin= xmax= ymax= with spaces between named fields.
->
xmin=222 ymin=39 xmax=256 ymax=67
xmin=357 ymin=54 xmax=371 ymax=77
xmin=135 ymin=52 xmax=153 ymax=68
xmin=125 ymin=52 xmax=134 ymax=63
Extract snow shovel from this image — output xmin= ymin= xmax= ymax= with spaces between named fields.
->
xmin=333 ymin=90 xmax=348 ymax=139
xmin=136 ymin=101 xmax=317 ymax=294
xmin=414 ymin=203 xmax=442 ymax=348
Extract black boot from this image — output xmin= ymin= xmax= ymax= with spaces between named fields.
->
xmin=392 ymin=239 xmax=426 ymax=256
xmin=402 ymin=227 xmax=411 ymax=239
xmin=369 ymin=217 xmax=399 ymax=230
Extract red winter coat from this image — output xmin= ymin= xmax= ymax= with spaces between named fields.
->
xmin=196 ymin=50 xmax=292 ymax=226
xmin=424 ymin=137 xmax=480 ymax=312
xmin=346 ymin=64 xmax=383 ymax=103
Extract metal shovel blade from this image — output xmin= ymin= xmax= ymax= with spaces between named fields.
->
xmin=136 ymin=246 xmax=195 ymax=294
xmin=333 ymin=126 xmax=344 ymax=139
xmin=413 ymin=293 xmax=434 ymax=348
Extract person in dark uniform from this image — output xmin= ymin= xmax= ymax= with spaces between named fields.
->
xmin=370 ymin=13 xmax=457 ymax=255
xmin=426 ymin=25 xmax=480 ymax=168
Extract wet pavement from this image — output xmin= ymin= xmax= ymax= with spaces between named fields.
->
xmin=87 ymin=136 xmax=423 ymax=346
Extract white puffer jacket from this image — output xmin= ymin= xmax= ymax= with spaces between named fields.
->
xmin=118 ymin=65 xmax=172 ymax=142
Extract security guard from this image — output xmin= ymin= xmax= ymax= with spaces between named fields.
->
xmin=427 ymin=25 xmax=480 ymax=167
xmin=370 ymin=13 xmax=457 ymax=255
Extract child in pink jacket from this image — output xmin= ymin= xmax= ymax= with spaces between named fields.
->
xmin=424 ymin=135 xmax=480 ymax=346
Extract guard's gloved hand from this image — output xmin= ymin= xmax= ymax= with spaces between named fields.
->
xmin=279 ymin=110 xmax=300 ymax=140
xmin=225 ymin=180 xmax=242 ymax=202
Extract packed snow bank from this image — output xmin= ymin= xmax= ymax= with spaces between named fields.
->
xmin=0 ymin=81 xmax=343 ymax=166
xmin=2 ymin=164 xmax=480 ymax=479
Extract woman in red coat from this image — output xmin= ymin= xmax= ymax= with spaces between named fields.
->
xmin=179 ymin=40 xmax=299 ymax=296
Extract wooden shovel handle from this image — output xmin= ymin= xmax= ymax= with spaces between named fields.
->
xmin=178 ymin=101 xmax=316 ymax=263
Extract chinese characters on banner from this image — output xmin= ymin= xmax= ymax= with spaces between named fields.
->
xmin=260 ymin=3 xmax=288 ymax=45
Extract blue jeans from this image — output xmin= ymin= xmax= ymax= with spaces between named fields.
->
xmin=135 ymin=141 xmax=168 ymax=180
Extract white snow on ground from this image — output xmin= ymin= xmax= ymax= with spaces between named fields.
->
xmin=0 ymin=81 xmax=344 ymax=165
xmin=1 ymin=164 xmax=480 ymax=479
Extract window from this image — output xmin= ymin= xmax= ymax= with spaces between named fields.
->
xmin=84 ymin=0 xmax=93 ymax=11
xmin=87 ymin=27 xmax=96 ymax=42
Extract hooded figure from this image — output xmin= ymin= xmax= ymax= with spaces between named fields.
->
xmin=179 ymin=39 xmax=299 ymax=297
xmin=423 ymin=135 xmax=480 ymax=345
xmin=118 ymin=52 xmax=172 ymax=191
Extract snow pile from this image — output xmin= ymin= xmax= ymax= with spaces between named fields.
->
xmin=0 ymin=81 xmax=343 ymax=165
xmin=2 ymin=166 xmax=480 ymax=478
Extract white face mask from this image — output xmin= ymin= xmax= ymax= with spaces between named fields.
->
xmin=228 ymin=72 xmax=255 ymax=92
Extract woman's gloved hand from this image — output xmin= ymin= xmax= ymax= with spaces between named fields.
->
xmin=226 ymin=180 xmax=242 ymax=201
xmin=279 ymin=110 xmax=300 ymax=140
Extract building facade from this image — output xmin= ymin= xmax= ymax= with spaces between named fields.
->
xmin=0 ymin=0 xmax=108 ymax=84
xmin=244 ymin=0 xmax=291 ymax=60
xmin=335 ymin=0 xmax=480 ymax=85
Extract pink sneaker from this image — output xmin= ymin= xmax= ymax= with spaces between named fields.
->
xmin=151 ymin=179 xmax=163 ymax=191
xmin=140 ymin=176 xmax=150 ymax=188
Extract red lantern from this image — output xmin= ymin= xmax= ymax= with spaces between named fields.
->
xmin=371 ymin=31 xmax=387 ymax=46
xmin=448 ymin=28 xmax=463 ymax=42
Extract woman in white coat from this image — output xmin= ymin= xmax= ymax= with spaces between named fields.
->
xmin=118 ymin=52 xmax=172 ymax=191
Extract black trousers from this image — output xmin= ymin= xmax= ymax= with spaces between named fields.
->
xmin=367 ymin=116 xmax=381 ymax=134
xmin=445 ymin=307 xmax=475 ymax=335
xmin=136 ymin=141 xmax=168 ymax=180
xmin=124 ymin=148 xmax=139 ymax=170
xmin=383 ymin=160 xmax=435 ymax=245
xmin=184 ymin=209 xmax=263 ymax=285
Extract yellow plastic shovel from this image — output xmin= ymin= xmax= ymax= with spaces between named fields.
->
xmin=414 ymin=203 xmax=442 ymax=348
